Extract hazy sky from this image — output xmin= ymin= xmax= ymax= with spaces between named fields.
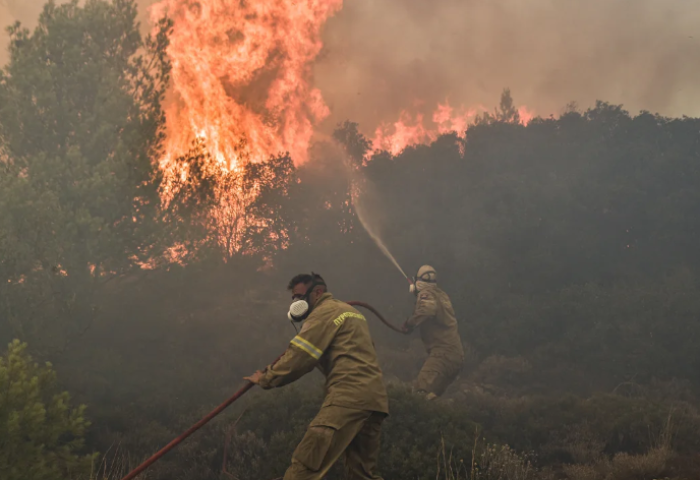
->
xmin=3 ymin=0 xmax=700 ymax=135
xmin=313 ymin=0 xmax=700 ymax=131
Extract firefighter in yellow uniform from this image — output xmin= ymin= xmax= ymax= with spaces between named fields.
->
xmin=403 ymin=265 xmax=464 ymax=400
xmin=245 ymin=273 xmax=389 ymax=480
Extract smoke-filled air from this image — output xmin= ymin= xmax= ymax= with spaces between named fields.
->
xmin=2 ymin=1 xmax=700 ymax=480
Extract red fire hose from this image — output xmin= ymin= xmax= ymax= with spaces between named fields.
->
xmin=348 ymin=300 xmax=407 ymax=334
xmin=119 ymin=302 xmax=405 ymax=480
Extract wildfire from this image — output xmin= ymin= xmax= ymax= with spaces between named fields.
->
xmin=145 ymin=1 xmax=539 ymax=256
xmin=147 ymin=0 xmax=343 ymax=256
xmin=149 ymin=0 xmax=343 ymax=173
xmin=370 ymin=102 xmax=536 ymax=157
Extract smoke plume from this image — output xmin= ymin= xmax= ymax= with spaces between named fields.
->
xmin=2 ymin=0 xmax=699 ymax=136
xmin=312 ymin=0 xmax=700 ymax=134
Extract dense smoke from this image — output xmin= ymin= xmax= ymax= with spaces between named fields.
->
xmin=3 ymin=0 xmax=700 ymax=133
xmin=4 ymin=1 xmax=700 ymax=478
xmin=0 ymin=0 xmax=44 ymax=24
xmin=313 ymin=0 xmax=700 ymax=132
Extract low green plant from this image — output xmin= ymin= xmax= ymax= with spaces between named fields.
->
xmin=0 ymin=340 xmax=96 ymax=480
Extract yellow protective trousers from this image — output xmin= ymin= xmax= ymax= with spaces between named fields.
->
xmin=414 ymin=353 xmax=464 ymax=397
xmin=283 ymin=405 xmax=386 ymax=480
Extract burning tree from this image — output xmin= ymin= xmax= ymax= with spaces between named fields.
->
xmin=149 ymin=0 xmax=342 ymax=179
xmin=162 ymin=138 xmax=298 ymax=262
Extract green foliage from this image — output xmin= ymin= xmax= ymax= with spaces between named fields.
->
xmin=2 ymin=1 xmax=700 ymax=479
xmin=463 ymin=269 xmax=700 ymax=391
xmin=380 ymin=385 xmax=479 ymax=479
xmin=156 ymin=386 xmax=699 ymax=480
xmin=212 ymin=385 xmax=480 ymax=480
xmin=457 ymin=391 xmax=700 ymax=459
xmin=328 ymin=95 xmax=700 ymax=392
xmin=333 ymin=120 xmax=371 ymax=163
xmin=0 ymin=0 xmax=172 ymax=348
xmin=0 ymin=340 xmax=95 ymax=480
xmin=475 ymin=88 xmax=523 ymax=124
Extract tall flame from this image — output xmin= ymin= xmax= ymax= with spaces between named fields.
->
xmin=150 ymin=0 xmax=343 ymax=173
xmin=146 ymin=0 xmax=540 ymax=257
xmin=148 ymin=0 xmax=343 ymax=257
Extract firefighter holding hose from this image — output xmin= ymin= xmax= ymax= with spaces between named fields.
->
xmin=403 ymin=265 xmax=464 ymax=400
xmin=245 ymin=273 xmax=389 ymax=480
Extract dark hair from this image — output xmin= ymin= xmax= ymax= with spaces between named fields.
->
xmin=287 ymin=272 xmax=326 ymax=291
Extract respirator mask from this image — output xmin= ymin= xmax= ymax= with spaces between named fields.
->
xmin=409 ymin=268 xmax=437 ymax=295
xmin=288 ymin=276 xmax=326 ymax=322
xmin=288 ymin=299 xmax=310 ymax=322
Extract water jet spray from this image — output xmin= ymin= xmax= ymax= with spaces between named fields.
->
xmin=352 ymin=190 xmax=411 ymax=284
xmin=342 ymin=154 xmax=412 ymax=285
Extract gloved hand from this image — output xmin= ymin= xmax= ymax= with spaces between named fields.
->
xmin=244 ymin=370 xmax=264 ymax=384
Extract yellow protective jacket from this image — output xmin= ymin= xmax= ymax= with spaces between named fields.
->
xmin=406 ymin=285 xmax=464 ymax=359
xmin=259 ymin=293 xmax=389 ymax=414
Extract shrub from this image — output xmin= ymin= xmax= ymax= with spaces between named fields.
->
xmin=0 ymin=340 xmax=95 ymax=480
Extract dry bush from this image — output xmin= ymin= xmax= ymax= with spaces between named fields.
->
xmin=561 ymin=464 xmax=605 ymax=480
xmin=561 ymin=446 xmax=675 ymax=480
xmin=474 ymin=443 xmax=537 ymax=480
xmin=556 ymin=423 xmax=606 ymax=465
xmin=561 ymin=412 xmax=678 ymax=480
xmin=436 ymin=433 xmax=538 ymax=480
xmin=88 ymin=442 xmax=139 ymax=480
xmin=470 ymin=355 xmax=533 ymax=392
xmin=222 ymin=430 xmax=268 ymax=480
xmin=608 ymin=410 xmax=675 ymax=480
xmin=609 ymin=446 xmax=673 ymax=480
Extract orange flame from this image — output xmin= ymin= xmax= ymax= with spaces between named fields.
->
xmin=517 ymin=106 xmax=536 ymax=125
xmin=149 ymin=0 xmax=343 ymax=173
xmin=371 ymin=102 xmax=536 ymax=157
xmin=145 ymin=1 xmax=542 ymax=257
xmin=148 ymin=0 xmax=343 ymax=257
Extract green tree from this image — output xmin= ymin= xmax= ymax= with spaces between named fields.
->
xmin=0 ymin=340 xmax=95 ymax=480
xmin=0 ymin=0 xmax=172 ymax=349
xmin=475 ymin=88 xmax=521 ymax=124
xmin=333 ymin=120 xmax=371 ymax=164
xmin=244 ymin=154 xmax=297 ymax=257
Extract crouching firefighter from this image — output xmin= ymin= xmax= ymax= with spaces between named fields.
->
xmin=403 ymin=265 xmax=464 ymax=400
xmin=245 ymin=273 xmax=389 ymax=480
